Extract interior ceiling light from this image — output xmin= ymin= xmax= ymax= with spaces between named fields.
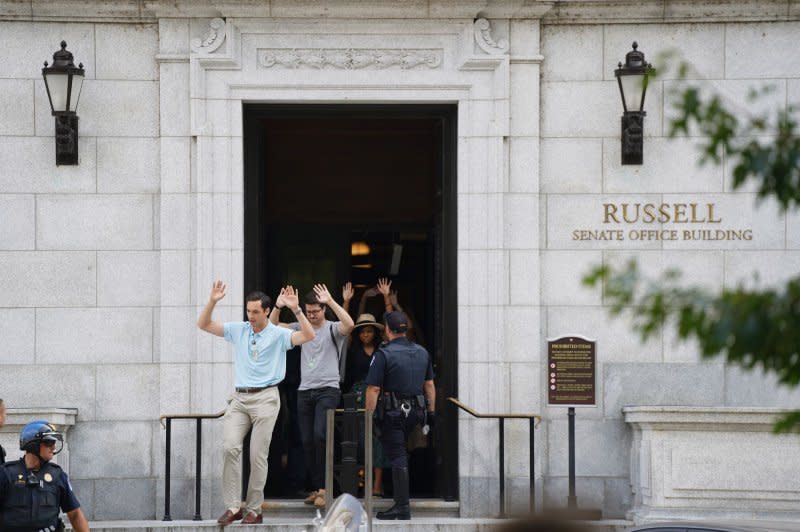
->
xmin=351 ymin=241 xmax=370 ymax=256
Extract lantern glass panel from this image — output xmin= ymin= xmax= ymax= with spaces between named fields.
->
xmin=620 ymin=73 xmax=646 ymax=112
xmin=45 ymin=72 xmax=70 ymax=112
xmin=68 ymin=73 xmax=84 ymax=112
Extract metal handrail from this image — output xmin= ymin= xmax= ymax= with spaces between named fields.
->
xmin=448 ymin=397 xmax=541 ymax=517
xmin=324 ymin=407 xmax=374 ymax=531
xmin=159 ymin=409 xmax=225 ymax=521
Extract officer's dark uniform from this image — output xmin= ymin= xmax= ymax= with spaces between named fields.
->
xmin=1 ymin=443 xmax=6 ymax=464
xmin=366 ymin=322 xmax=434 ymax=520
xmin=0 ymin=458 xmax=79 ymax=532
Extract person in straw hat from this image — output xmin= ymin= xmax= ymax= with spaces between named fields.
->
xmin=344 ymin=313 xmax=387 ymax=496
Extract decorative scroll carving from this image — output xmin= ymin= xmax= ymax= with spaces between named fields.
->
xmin=474 ymin=18 xmax=508 ymax=55
xmin=191 ymin=18 xmax=226 ymax=53
xmin=258 ymin=48 xmax=442 ymax=70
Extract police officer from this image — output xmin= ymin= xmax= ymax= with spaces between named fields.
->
xmin=365 ymin=311 xmax=436 ymax=520
xmin=0 ymin=420 xmax=90 ymax=532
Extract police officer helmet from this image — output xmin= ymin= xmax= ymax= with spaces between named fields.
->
xmin=19 ymin=420 xmax=64 ymax=454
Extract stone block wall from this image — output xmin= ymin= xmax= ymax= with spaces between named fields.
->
xmin=2 ymin=0 xmax=800 ymax=522
xmin=0 ymin=20 xmax=163 ymax=520
xmin=538 ymin=17 xmax=800 ymax=517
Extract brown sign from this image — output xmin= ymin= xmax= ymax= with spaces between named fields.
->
xmin=547 ymin=336 xmax=596 ymax=406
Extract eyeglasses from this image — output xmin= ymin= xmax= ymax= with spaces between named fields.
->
xmin=306 ymin=309 xmax=323 ymax=315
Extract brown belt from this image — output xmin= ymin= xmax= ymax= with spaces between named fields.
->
xmin=235 ymin=385 xmax=276 ymax=393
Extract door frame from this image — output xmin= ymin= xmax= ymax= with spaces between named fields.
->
xmin=242 ymin=103 xmax=459 ymax=500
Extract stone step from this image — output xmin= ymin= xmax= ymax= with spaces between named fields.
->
xmin=259 ymin=498 xmax=460 ymax=519
xmin=83 ymin=518 xmax=633 ymax=532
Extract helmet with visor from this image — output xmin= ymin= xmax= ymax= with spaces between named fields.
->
xmin=20 ymin=420 xmax=64 ymax=455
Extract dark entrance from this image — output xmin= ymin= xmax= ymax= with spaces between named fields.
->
xmin=243 ymin=104 xmax=458 ymax=501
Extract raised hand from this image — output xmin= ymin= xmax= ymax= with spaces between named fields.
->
xmin=342 ymin=282 xmax=354 ymax=302
xmin=283 ymin=285 xmax=300 ymax=310
xmin=313 ymin=283 xmax=333 ymax=305
xmin=209 ymin=280 xmax=227 ymax=302
xmin=377 ymin=277 xmax=392 ymax=296
xmin=275 ymin=287 xmax=288 ymax=309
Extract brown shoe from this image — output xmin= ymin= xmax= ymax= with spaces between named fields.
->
xmin=241 ymin=511 xmax=263 ymax=524
xmin=217 ymin=508 xmax=243 ymax=525
xmin=303 ymin=490 xmax=318 ymax=505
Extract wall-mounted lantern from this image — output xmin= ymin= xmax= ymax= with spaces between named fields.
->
xmin=614 ymin=42 xmax=654 ymax=165
xmin=42 ymin=41 xmax=85 ymax=166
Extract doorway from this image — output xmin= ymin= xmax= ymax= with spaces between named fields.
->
xmin=242 ymin=104 xmax=458 ymax=500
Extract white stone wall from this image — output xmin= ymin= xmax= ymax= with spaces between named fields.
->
xmin=1 ymin=0 xmax=799 ymax=522
xmin=0 ymin=19 xmax=162 ymax=520
xmin=625 ymin=407 xmax=800 ymax=521
xmin=539 ymin=17 xmax=800 ymax=517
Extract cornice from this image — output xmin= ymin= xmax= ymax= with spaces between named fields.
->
xmin=0 ymin=0 xmax=157 ymax=22
xmin=2 ymin=0 xmax=796 ymax=22
xmin=543 ymin=0 xmax=799 ymax=24
xmin=0 ymin=0 xmax=555 ymax=21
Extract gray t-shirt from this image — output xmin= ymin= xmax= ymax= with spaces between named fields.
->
xmin=289 ymin=320 xmax=347 ymax=390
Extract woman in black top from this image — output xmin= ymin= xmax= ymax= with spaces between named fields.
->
xmin=345 ymin=314 xmax=385 ymax=496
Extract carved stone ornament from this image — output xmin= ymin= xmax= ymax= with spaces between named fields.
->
xmin=474 ymin=18 xmax=508 ymax=55
xmin=258 ymin=48 xmax=442 ymax=70
xmin=191 ymin=18 xmax=226 ymax=54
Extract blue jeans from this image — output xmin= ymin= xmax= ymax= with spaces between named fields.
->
xmin=297 ymin=387 xmax=341 ymax=489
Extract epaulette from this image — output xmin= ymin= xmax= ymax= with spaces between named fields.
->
xmin=0 ymin=458 xmax=24 ymax=470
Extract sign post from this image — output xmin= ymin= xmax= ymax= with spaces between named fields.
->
xmin=547 ymin=335 xmax=602 ymax=519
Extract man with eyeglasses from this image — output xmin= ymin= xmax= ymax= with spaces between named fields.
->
xmin=271 ymin=283 xmax=354 ymax=508
xmin=0 ymin=420 xmax=90 ymax=531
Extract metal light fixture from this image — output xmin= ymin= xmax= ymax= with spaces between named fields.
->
xmin=614 ymin=42 xmax=654 ymax=165
xmin=42 ymin=41 xmax=85 ymax=165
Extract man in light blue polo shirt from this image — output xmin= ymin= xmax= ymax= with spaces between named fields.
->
xmin=197 ymin=280 xmax=315 ymax=525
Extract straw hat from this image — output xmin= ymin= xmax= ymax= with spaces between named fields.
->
xmin=353 ymin=313 xmax=384 ymax=330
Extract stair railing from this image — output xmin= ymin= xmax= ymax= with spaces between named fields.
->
xmin=159 ymin=410 xmax=225 ymax=521
xmin=324 ymin=405 xmax=374 ymax=531
xmin=447 ymin=397 xmax=542 ymax=517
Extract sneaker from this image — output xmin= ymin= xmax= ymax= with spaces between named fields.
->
xmin=304 ymin=490 xmax=318 ymax=505
xmin=313 ymin=493 xmax=326 ymax=508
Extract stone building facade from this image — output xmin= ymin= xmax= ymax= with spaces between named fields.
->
xmin=0 ymin=0 xmax=798 ymax=522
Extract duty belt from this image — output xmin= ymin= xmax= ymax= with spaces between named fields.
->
xmin=385 ymin=392 xmax=426 ymax=411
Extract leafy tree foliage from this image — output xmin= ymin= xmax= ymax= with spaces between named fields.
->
xmin=584 ymin=63 xmax=800 ymax=432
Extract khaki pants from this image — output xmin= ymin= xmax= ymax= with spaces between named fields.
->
xmin=222 ymin=387 xmax=280 ymax=514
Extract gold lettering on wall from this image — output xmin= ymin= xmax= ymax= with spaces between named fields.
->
xmin=603 ymin=203 xmax=722 ymax=224
xmin=569 ymin=200 xmax=752 ymax=242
